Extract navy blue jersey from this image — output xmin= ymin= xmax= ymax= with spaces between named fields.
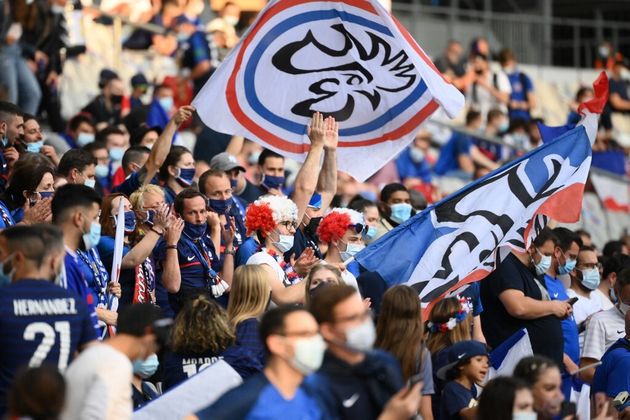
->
xmin=0 ymin=200 xmax=15 ymax=229
xmin=62 ymin=252 xmax=100 ymax=335
xmin=0 ymin=280 xmax=97 ymax=414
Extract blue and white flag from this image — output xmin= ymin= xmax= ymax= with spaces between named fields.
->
xmin=193 ymin=0 xmax=464 ymax=181
xmin=355 ymin=73 xmax=608 ymax=314
xmin=487 ymin=329 xmax=533 ymax=380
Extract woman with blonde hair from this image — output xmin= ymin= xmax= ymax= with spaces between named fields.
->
xmin=227 ymin=265 xmax=271 ymax=368
xmin=375 ymin=285 xmax=434 ymax=420
xmin=162 ymin=292 xmax=263 ymax=390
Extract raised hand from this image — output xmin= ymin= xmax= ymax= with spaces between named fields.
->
xmin=152 ymin=203 xmax=171 ymax=232
xmin=165 ymin=218 xmax=184 ymax=246
xmin=291 ymin=247 xmax=320 ymax=277
xmin=306 ymin=112 xmax=326 ymax=147
xmin=323 ymin=116 xmax=338 ymax=151
xmin=173 ymin=105 xmax=196 ymax=126
xmin=221 ymin=216 xmax=236 ymax=249
xmin=23 ymin=198 xmax=52 ymax=225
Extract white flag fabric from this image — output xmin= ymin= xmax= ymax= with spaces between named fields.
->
xmin=487 ymin=329 xmax=534 ymax=380
xmin=590 ymin=171 xmax=630 ymax=213
xmin=107 ymin=198 xmax=125 ymax=319
xmin=132 ymin=361 xmax=242 ymax=420
xmin=193 ymin=0 xmax=464 ymax=181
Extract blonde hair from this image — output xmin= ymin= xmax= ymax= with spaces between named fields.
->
xmin=426 ymin=297 xmax=472 ymax=354
xmin=129 ymin=184 xmax=165 ymax=210
xmin=304 ymin=264 xmax=343 ymax=307
xmin=228 ymin=265 xmax=272 ymax=327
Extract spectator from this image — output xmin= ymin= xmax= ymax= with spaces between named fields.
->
xmin=195 ymin=306 xmax=328 ymax=418
xmin=348 ymin=198 xmax=380 ymax=244
xmin=0 ymin=224 xmax=97 ymax=415
xmin=209 ymin=151 xmax=259 ymax=205
xmin=81 ymin=69 xmax=124 ymax=127
xmin=309 ymin=284 xmax=405 ymax=419
xmin=374 ymin=183 xmax=413 ymax=241
xmin=219 ymin=1 xmax=241 ymax=30
xmin=435 ymin=340 xmax=488 ymax=420
xmin=594 ymin=41 xmax=623 ymax=71
xmin=0 ymin=101 xmax=23 ymax=187
xmin=376 ymin=285 xmax=434 ymax=420
xmin=83 ymin=141 xmax=111 ymax=193
xmin=567 ymin=87 xmax=594 ymax=125
xmin=257 ymin=149 xmax=287 ymax=197
xmin=467 ymin=53 xmax=511 ymax=119
xmin=0 ymin=161 xmax=55 ymax=224
xmin=129 ymin=124 xmax=160 ymax=149
xmin=480 ymin=227 xmax=571 ymax=367
xmin=157 ymin=145 xmax=196 ymax=204
xmin=20 ymin=114 xmax=59 ymax=165
xmin=61 ymin=304 xmax=168 ymax=420
xmin=317 ymin=208 xmax=366 ymax=287
xmin=58 ymin=149 xmax=97 ymax=188
xmin=608 ymin=60 xmax=630 ymax=113
xmin=599 ymin=254 xmax=630 ymax=310
xmin=162 ymin=292 xmax=261 ymax=390
xmin=57 ymin=113 xmax=97 ymax=150
xmin=205 ymin=16 xmax=238 ymax=63
xmin=145 ymin=83 xmax=176 ymax=131
xmin=227 ymin=265 xmax=270 ymax=370
xmin=7 ymin=366 xmax=67 ymax=420
xmin=396 ymin=131 xmax=433 ymax=186
xmin=498 ymin=49 xmax=536 ymax=122
xmin=304 ymin=264 xmax=343 ymax=306
xmin=131 ymin=353 xmax=160 ymax=409
xmin=130 ymin=73 xmax=149 ymax=110
xmin=434 ymin=40 xmax=472 ymax=92
xmin=513 ymin=356 xmax=564 ymax=420
xmin=575 ymin=228 xmax=593 ymax=248
xmin=478 ymin=108 xmax=508 ymax=161
xmin=477 ymin=376 xmax=534 ymax=420
xmin=580 ymin=267 xmax=630 ymax=383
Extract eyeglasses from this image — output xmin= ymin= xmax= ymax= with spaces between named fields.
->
xmin=577 ymin=262 xmax=602 ymax=270
xmin=278 ymin=220 xmax=298 ymax=229
xmin=349 ymin=223 xmax=368 ymax=235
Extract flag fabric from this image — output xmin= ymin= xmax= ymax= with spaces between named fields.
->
xmin=487 ymin=329 xmax=533 ymax=380
xmin=355 ymin=73 xmax=607 ymax=314
xmin=590 ymin=170 xmax=630 ymax=213
xmin=106 ymin=198 xmax=125 ymax=336
xmin=193 ymin=0 xmax=464 ymax=182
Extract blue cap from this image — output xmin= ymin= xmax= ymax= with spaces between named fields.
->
xmin=308 ymin=192 xmax=322 ymax=209
xmin=131 ymin=73 xmax=149 ymax=87
xmin=436 ymin=340 xmax=488 ymax=380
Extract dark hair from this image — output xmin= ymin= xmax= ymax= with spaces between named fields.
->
xmin=22 ymin=113 xmax=37 ymax=124
xmin=510 ymin=118 xmax=529 ymax=133
xmin=552 ymin=227 xmax=582 ymax=252
xmin=310 ymin=284 xmax=358 ymax=324
xmin=259 ymin=305 xmax=308 ymax=354
xmin=7 ymin=365 xmax=66 ymax=420
xmin=616 ymin=268 xmax=630 ymax=292
xmin=95 ymin=126 xmax=125 ymax=144
xmin=603 ymin=254 xmax=630 ymax=279
xmin=174 ymin=188 xmax=206 ymax=215
xmin=477 ymin=376 xmax=530 ymax=420
xmin=380 ymin=183 xmax=408 ymax=203
xmin=513 ymin=355 xmax=558 ymax=387
xmin=445 ymin=358 xmax=473 ymax=381
xmin=465 ymin=110 xmax=482 ymax=126
xmin=122 ymin=146 xmax=150 ymax=172
xmin=1 ymin=224 xmax=64 ymax=265
xmin=575 ymin=229 xmax=591 ymax=240
xmin=57 ymin=149 xmax=97 ymax=177
xmin=258 ymin=149 xmax=283 ymax=167
xmin=575 ymin=87 xmax=593 ymax=102
xmin=67 ymin=113 xmax=95 ymax=133
xmin=532 ymin=227 xmax=558 ymax=248
xmin=117 ymin=303 xmax=163 ymax=337
xmin=82 ymin=141 xmax=107 ymax=154
xmin=158 ymin=146 xmax=192 ymax=182
xmin=487 ymin=108 xmax=505 ymax=123
xmin=348 ymin=198 xmax=377 ymax=213
xmin=1 ymin=163 xmax=54 ymax=210
xmin=51 ymin=184 xmax=101 ymax=224
xmin=199 ymin=169 xmax=229 ymax=196
xmin=497 ymin=48 xmax=516 ymax=65
xmin=0 ymin=101 xmax=22 ymax=124
xmin=603 ymin=240 xmax=625 ymax=258
xmin=99 ymin=193 xmax=127 ymax=237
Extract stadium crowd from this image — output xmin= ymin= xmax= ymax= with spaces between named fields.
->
xmin=0 ymin=0 xmax=629 ymax=419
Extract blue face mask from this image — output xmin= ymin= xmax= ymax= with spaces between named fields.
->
xmin=109 ymin=147 xmax=125 ymax=162
xmin=1 ymin=136 xmax=8 ymax=148
xmin=39 ymin=191 xmax=54 ymax=200
xmin=95 ymin=164 xmax=109 ymax=179
xmin=580 ymin=268 xmax=600 ymax=290
xmin=158 ymin=97 xmax=174 ymax=113
xmin=365 ymin=226 xmax=378 ymax=240
xmin=114 ymin=211 xmax=137 ymax=233
xmin=26 ymin=140 xmax=44 ymax=153
xmin=389 ymin=203 xmax=412 ymax=224
xmin=176 ymin=167 xmax=196 ymax=187
xmin=208 ymin=198 xmax=231 ymax=214
xmin=143 ymin=209 xmax=156 ymax=226
xmin=133 ymin=354 xmax=159 ymax=379
xmin=262 ymin=175 xmax=284 ymax=191
xmin=230 ymin=178 xmax=238 ymax=190
xmin=558 ymin=257 xmax=577 ymax=275
xmin=83 ymin=221 xmax=101 ymax=250
xmin=183 ymin=221 xmax=207 ymax=240
xmin=77 ymin=132 xmax=95 ymax=147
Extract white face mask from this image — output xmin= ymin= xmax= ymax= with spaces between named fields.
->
xmin=272 ymin=233 xmax=294 ymax=253
xmin=339 ymin=241 xmax=365 ymax=262
xmin=619 ymin=301 xmax=629 ymax=316
xmin=344 ymin=318 xmax=376 ymax=353
xmin=513 ymin=412 xmax=537 ymax=420
xmin=288 ymin=334 xmax=327 ymax=375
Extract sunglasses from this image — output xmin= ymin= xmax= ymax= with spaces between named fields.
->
xmin=349 ymin=223 xmax=368 ymax=235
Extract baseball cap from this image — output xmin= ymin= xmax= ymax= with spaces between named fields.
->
xmin=130 ymin=124 xmax=162 ymax=146
xmin=436 ymin=340 xmax=489 ymax=380
xmin=131 ymin=73 xmax=149 ymax=88
xmin=98 ymin=68 xmax=119 ymax=89
xmin=210 ymin=152 xmax=245 ymax=172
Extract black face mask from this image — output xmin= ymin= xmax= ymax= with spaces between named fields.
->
xmin=304 ymin=216 xmax=322 ymax=235
xmin=110 ymin=94 xmax=123 ymax=105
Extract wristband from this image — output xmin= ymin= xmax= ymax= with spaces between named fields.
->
xmin=150 ymin=227 xmax=164 ymax=236
xmin=224 ymin=249 xmax=235 ymax=256
xmin=166 ymin=245 xmax=178 ymax=250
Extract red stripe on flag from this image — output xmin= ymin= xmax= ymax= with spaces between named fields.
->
xmin=421 ymin=268 xmax=491 ymax=319
xmin=536 ymin=183 xmax=586 ymax=223
xmin=602 ymin=197 xmax=630 ymax=213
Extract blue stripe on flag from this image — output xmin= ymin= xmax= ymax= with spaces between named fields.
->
xmin=489 ymin=329 xmax=526 ymax=370
xmin=537 ymin=121 xmax=576 ymax=144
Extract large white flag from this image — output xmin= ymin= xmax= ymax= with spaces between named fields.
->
xmin=193 ymin=0 xmax=464 ymax=181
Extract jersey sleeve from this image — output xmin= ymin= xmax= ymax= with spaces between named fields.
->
xmin=76 ymin=296 xmax=98 ymax=344
xmin=581 ymin=314 xmax=607 ymax=360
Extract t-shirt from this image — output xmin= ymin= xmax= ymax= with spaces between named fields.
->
xmin=235 ymin=237 xmax=259 ymax=268
xmin=196 ymin=373 xmax=323 ymax=419
xmin=592 ymin=288 xmax=615 ymax=311
xmin=581 ymin=306 xmax=625 ymax=361
xmin=467 ymin=71 xmax=512 ymax=117
xmin=592 ymin=338 xmax=630 ymax=397
xmin=432 ymin=132 xmax=473 ymax=176
xmin=235 ymin=318 xmax=266 ymax=370
xmin=439 ymin=380 xmax=477 ymax=420
xmin=61 ymin=344 xmax=133 ymax=420
xmin=395 ymin=147 xmax=432 ymax=183
xmin=480 ymin=253 xmax=563 ymax=366
xmin=609 ymin=78 xmax=630 ymax=111
xmin=0 ymin=280 xmax=97 ymax=414
xmin=247 ymin=250 xmax=293 ymax=289
xmin=506 ymin=70 xmax=534 ymax=122
xmin=545 ymin=275 xmax=579 ymax=363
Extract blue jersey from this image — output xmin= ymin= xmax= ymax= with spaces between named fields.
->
xmin=544 ymin=274 xmax=579 ymax=363
xmin=506 ymin=71 xmax=534 ymax=122
xmin=77 ymin=248 xmax=110 ymax=308
xmin=0 ymin=200 xmax=15 ymax=229
xmin=396 ymin=147 xmax=432 ymax=183
xmin=236 ymin=237 xmax=259 ymax=268
xmin=0 ymin=279 xmax=97 ymax=414
xmin=62 ymin=252 xmax=101 ymax=335
xmin=592 ymin=338 xmax=630 ymax=397
xmin=112 ymin=171 xmax=159 ymax=197
xmin=433 ymin=132 xmax=472 ymax=176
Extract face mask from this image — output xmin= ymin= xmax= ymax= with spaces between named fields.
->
xmin=132 ymin=354 xmax=159 ymax=379
xmin=84 ymin=178 xmax=96 ymax=189
xmin=558 ymin=257 xmax=576 ymax=275
xmin=611 ymin=288 xmax=618 ymax=303
xmin=95 ymin=163 xmax=109 ymax=179
xmin=77 ymin=132 xmax=95 ymax=147
xmin=389 ymin=203 xmax=412 ymax=224
xmin=599 ymin=46 xmax=610 ymax=57
xmin=208 ymin=198 xmax=231 ymax=214
xmin=365 ymin=226 xmax=377 ymax=240
xmin=109 ymin=147 xmax=125 ymax=162
xmin=143 ymin=209 xmax=156 ymax=226
xmin=26 ymin=141 xmax=44 ymax=153
xmin=110 ymin=94 xmax=123 ymax=105
xmin=115 ymin=211 xmax=137 ymax=233
xmin=580 ymin=268 xmax=600 ymax=290
xmin=51 ymin=4 xmax=65 ymax=14
xmin=0 ymin=254 xmax=15 ymax=286
xmin=513 ymin=412 xmax=537 ymax=420
xmin=38 ymin=191 xmax=54 ymax=201
xmin=409 ymin=146 xmax=425 ymax=163
xmin=176 ymin=167 xmax=196 ymax=187
xmin=534 ymin=251 xmax=552 ymax=276
xmin=498 ymin=119 xmax=509 ymax=132
xmin=621 ymin=68 xmax=630 ymax=80
xmin=344 ymin=318 xmax=376 ymax=353
xmin=304 ymin=216 xmax=322 ymax=235
xmin=288 ymin=334 xmax=326 ymax=375
xmin=272 ymin=232 xmax=294 ymax=253
xmin=224 ymin=15 xmax=239 ymax=26
xmin=262 ymin=174 xmax=284 ymax=191
xmin=83 ymin=221 xmax=101 ymax=250
xmin=183 ymin=221 xmax=207 ymax=240
xmin=158 ymin=97 xmax=174 ymax=113
xmin=339 ymin=241 xmax=365 ymax=262
xmin=619 ymin=301 xmax=629 ymax=316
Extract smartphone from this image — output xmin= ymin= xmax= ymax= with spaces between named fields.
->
xmin=568 ymin=297 xmax=579 ymax=306
xmin=560 ymin=401 xmax=576 ymax=418
xmin=407 ymin=372 xmax=423 ymax=389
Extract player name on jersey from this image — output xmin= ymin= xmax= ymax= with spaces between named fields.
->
xmin=13 ymin=298 xmax=78 ymax=317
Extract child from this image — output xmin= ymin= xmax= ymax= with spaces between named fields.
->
xmin=436 ymin=340 xmax=489 ymax=420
